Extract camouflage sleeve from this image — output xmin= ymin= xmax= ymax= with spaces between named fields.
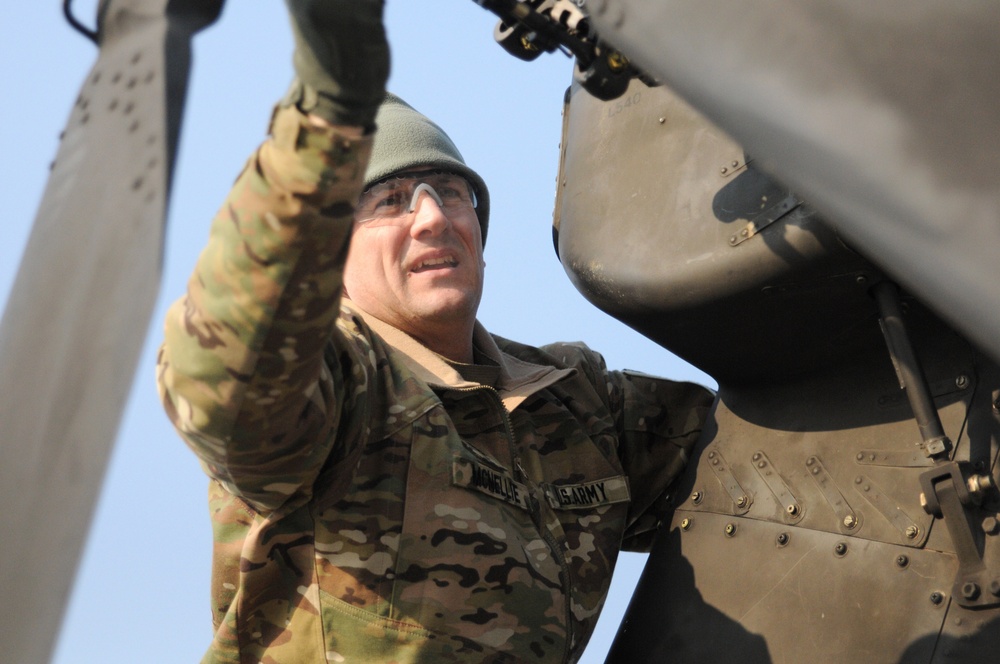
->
xmin=602 ymin=363 xmax=715 ymax=552
xmin=156 ymin=105 xmax=372 ymax=512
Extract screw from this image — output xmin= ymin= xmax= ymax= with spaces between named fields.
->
xmin=843 ymin=515 xmax=857 ymax=529
xmin=856 ymin=275 xmax=868 ymax=286
xmin=905 ymin=525 xmax=919 ymax=539
xmin=930 ymin=592 xmax=943 ymax=605
xmin=956 ymin=375 xmax=970 ymax=390
xmin=962 ymin=582 xmax=981 ymax=601
xmin=786 ymin=504 xmax=800 ymax=517
xmin=736 ymin=496 xmax=748 ymax=508
xmin=983 ymin=516 xmax=998 ymax=535
xmin=680 ymin=518 xmax=692 ymax=531
xmin=691 ymin=491 xmax=703 ymax=504
xmin=835 ymin=542 xmax=848 ymax=556
xmin=725 ymin=523 xmax=737 ymax=536
xmin=896 ymin=555 xmax=909 ymax=568
xmin=776 ymin=532 xmax=789 ymax=546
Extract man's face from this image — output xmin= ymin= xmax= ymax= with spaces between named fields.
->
xmin=343 ymin=170 xmax=485 ymax=340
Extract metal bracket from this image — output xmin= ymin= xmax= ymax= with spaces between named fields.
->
xmin=919 ymin=460 xmax=1000 ymax=608
xmin=705 ymin=448 xmax=752 ymax=514
xmin=728 ymin=194 xmax=801 ymax=246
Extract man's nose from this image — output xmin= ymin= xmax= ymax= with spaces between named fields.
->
xmin=408 ymin=184 xmax=449 ymax=237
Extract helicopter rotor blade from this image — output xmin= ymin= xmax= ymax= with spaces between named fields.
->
xmin=0 ymin=1 xmax=221 ymax=661
xmin=589 ymin=0 xmax=1000 ymax=362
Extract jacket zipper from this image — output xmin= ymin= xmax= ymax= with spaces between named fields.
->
xmin=459 ymin=385 xmax=575 ymax=662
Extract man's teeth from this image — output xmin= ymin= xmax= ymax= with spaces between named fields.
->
xmin=418 ymin=257 xmax=456 ymax=269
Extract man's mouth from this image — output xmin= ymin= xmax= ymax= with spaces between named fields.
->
xmin=411 ymin=256 xmax=458 ymax=273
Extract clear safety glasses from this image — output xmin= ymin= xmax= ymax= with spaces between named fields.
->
xmin=355 ymin=171 xmax=478 ymax=226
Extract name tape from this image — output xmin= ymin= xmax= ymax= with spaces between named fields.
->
xmin=452 ymin=458 xmax=530 ymax=511
xmin=544 ymin=477 xmax=630 ymax=510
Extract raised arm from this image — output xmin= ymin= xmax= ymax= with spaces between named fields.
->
xmin=157 ymin=1 xmax=388 ymax=511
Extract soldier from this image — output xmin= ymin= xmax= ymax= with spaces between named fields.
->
xmin=156 ymin=1 xmax=712 ymax=661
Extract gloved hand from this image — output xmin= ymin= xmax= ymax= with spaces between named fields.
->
xmin=283 ymin=0 xmax=390 ymax=130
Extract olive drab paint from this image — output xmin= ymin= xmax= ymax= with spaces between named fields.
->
xmin=555 ymin=74 xmax=1000 ymax=662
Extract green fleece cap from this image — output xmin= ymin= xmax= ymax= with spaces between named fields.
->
xmin=365 ymin=93 xmax=490 ymax=245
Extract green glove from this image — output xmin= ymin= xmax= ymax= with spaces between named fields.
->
xmin=283 ymin=0 xmax=390 ymax=130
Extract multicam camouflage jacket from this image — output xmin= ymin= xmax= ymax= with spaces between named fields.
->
xmin=157 ymin=105 xmax=713 ymax=663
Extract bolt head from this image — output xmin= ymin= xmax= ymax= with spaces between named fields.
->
xmin=843 ymin=515 xmax=857 ymax=528
xmin=905 ymin=525 xmax=919 ymax=539
xmin=962 ymin=582 xmax=981 ymax=600
xmin=680 ymin=518 xmax=691 ymax=531
xmin=983 ymin=516 xmax=998 ymax=535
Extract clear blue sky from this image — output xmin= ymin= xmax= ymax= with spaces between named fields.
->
xmin=2 ymin=3 xmax=712 ymax=661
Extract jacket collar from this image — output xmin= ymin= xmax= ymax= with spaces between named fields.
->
xmin=345 ymin=300 xmax=574 ymax=412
